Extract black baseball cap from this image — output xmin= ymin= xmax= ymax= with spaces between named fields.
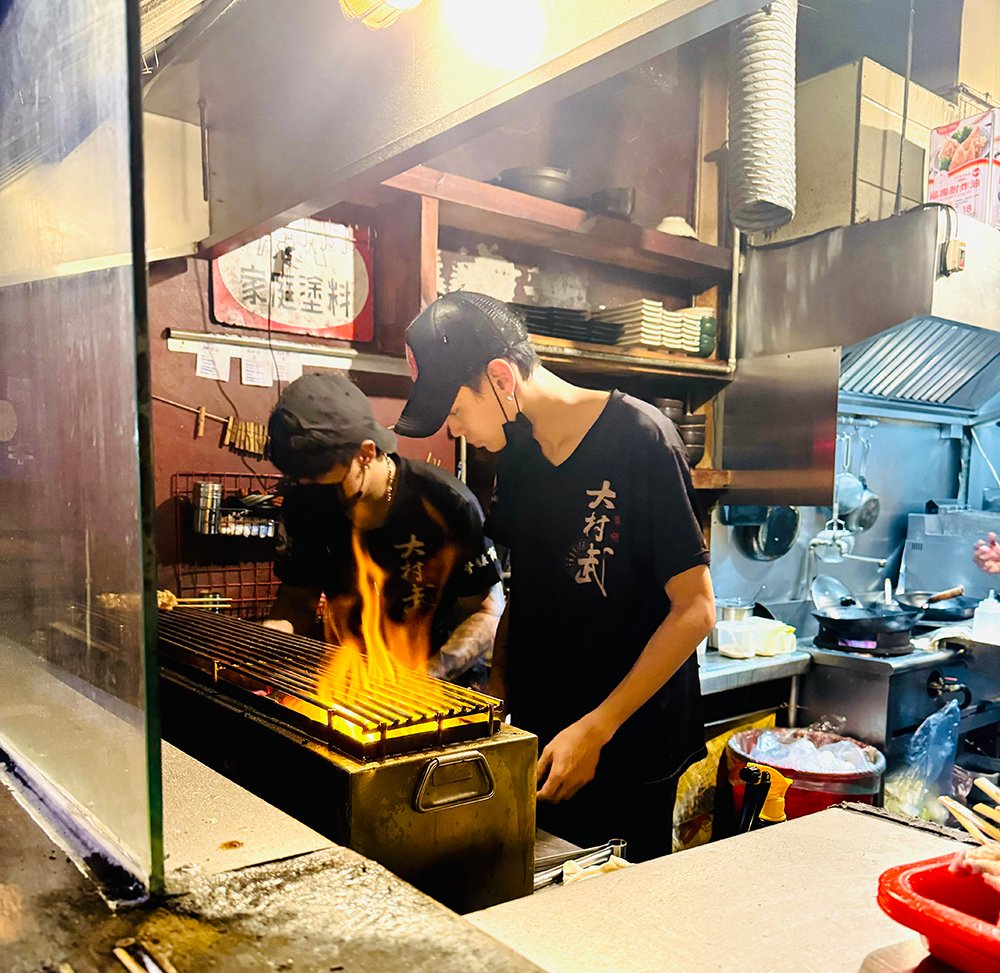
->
xmin=395 ymin=292 xmax=531 ymax=438
xmin=268 ymin=372 xmax=396 ymax=479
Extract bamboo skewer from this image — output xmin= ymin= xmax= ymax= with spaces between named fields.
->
xmin=976 ymin=776 xmax=1000 ymax=806
xmin=940 ymin=796 xmax=1000 ymax=844
xmin=973 ymin=803 xmax=1000 ymax=826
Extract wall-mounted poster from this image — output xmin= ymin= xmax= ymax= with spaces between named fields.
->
xmin=211 ymin=219 xmax=374 ymax=341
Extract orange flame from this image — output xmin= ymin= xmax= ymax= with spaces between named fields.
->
xmin=288 ymin=529 xmax=463 ymax=744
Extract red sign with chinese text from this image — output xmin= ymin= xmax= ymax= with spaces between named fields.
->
xmin=211 ymin=219 xmax=374 ymax=341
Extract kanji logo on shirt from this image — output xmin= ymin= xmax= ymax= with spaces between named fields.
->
xmin=586 ymin=480 xmax=617 ymax=509
xmin=394 ymin=534 xmax=433 ymax=615
xmin=573 ymin=480 xmax=619 ymax=597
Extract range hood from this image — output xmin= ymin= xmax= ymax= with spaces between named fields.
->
xmin=840 ymin=317 xmax=1000 ymax=413
xmin=720 ymin=206 xmax=1000 ymax=502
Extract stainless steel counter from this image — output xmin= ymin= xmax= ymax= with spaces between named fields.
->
xmin=699 ymin=647 xmax=812 ymax=694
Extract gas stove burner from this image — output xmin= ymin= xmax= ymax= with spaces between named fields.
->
xmin=813 ymin=626 xmax=914 ymax=657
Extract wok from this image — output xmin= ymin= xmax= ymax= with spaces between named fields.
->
xmin=896 ymin=588 xmax=977 ymax=622
xmin=812 ymin=603 xmax=920 ymax=637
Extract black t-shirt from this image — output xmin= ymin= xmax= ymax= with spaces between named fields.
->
xmin=275 ymin=457 xmax=502 ymax=650
xmin=487 ymin=392 xmax=709 ymax=783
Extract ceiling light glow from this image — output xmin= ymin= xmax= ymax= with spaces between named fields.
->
xmin=443 ymin=0 xmax=546 ymax=71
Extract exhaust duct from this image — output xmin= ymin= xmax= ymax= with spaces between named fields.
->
xmin=727 ymin=0 xmax=798 ymax=233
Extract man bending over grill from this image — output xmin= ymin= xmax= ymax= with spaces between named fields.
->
xmin=263 ymin=372 xmax=504 ymax=685
xmin=395 ymin=293 xmax=715 ymax=862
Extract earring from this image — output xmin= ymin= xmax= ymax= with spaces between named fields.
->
xmin=507 ymin=395 xmax=514 ymax=402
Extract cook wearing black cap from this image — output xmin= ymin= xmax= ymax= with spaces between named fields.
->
xmin=397 ymin=292 xmax=715 ymax=863
xmin=264 ymin=372 xmax=504 ymax=683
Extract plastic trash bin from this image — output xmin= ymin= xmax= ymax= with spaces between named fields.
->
xmin=726 ymin=727 xmax=886 ymax=820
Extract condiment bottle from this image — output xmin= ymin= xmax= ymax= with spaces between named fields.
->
xmin=972 ymin=590 xmax=1000 ymax=645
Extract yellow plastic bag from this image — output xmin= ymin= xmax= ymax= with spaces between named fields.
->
xmin=672 ymin=713 xmax=776 ymax=852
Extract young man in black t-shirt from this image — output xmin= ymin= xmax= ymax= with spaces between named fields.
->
xmin=265 ymin=372 xmax=503 ymax=682
xmin=395 ymin=293 xmax=715 ymax=861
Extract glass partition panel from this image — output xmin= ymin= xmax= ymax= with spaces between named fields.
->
xmin=0 ymin=0 xmax=160 ymax=889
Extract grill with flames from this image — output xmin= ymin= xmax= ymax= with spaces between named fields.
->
xmin=158 ymin=608 xmax=502 ymax=761
xmin=156 ymin=608 xmax=537 ymax=912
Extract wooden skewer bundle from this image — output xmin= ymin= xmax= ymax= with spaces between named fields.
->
xmin=152 ymin=395 xmax=268 ymax=458
xmin=224 ymin=417 xmax=268 ymax=458
xmin=939 ymin=778 xmax=1000 ymax=845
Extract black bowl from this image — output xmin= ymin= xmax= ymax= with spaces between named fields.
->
xmin=590 ymin=187 xmax=636 ymax=220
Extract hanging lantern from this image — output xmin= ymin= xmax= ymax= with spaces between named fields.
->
xmin=339 ymin=0 xmax=421 ymax=30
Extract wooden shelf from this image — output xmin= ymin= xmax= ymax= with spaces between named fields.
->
xmin=383 ymin=166 xmax=732 ymax=288
xmin=529 ymin=334 xmax=733 ymax=380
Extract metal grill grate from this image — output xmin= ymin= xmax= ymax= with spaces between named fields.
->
xmin=158 ymin=608 xmax=502 ymax=760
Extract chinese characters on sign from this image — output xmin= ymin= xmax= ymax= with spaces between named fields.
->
xmin=575 ymin=480 xmax=620 ymax=597
xmin=211 ymin=218 xmax=374 ymax=340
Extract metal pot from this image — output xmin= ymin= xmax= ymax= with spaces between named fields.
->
xmin=710 ymin=598 xmax=753 ymax=649
xmin=493 ymin=167 xmax=573 ymax=203
xmin=834 ymin=472 xmax=865 ymax=516
xmin=833 ymin=431 xmax=864 ymax=516
xmin=715 ymin=598 xmax=754 ymax=623
xmin=845 ymin=486 xmax=880 ymax=533
xmin=844 ymin=435 xmax=880 ymax=533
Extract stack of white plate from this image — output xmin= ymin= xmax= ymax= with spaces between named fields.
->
xmin=591 ymin=300 xmax=664 ymax=348
xmin=661 ymin=310 xmax=687 ymax=353
xmin=591 ymin=301 xmax=718 ymax=356
xmin=680 ymin=307 xmax=718 ymax=358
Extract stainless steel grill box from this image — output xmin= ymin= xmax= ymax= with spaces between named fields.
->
xmin=156 ymin=609 xmax=537 ymax=912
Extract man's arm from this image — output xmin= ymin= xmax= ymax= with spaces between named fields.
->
xmin=262 ymin=583 xmax=323 ymax=635
xmin=427 ymin=583 xmax=505 ymax=680
xmin=485 ymin=598 xmax=510 ymax=701
xmin=536 ymin=564 xmax=714 ymax=803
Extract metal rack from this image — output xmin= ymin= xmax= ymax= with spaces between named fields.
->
xmin=170 ymin=471 xmax=283 ymax=620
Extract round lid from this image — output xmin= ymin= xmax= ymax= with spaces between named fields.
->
xmin=811 ymin=574 xmax=856 ymax=610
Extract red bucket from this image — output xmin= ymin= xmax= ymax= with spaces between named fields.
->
xmin=726 ymin=727 xmax=886 ymax=820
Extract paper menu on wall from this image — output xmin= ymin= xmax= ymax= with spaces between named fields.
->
xmin=195 ymin=343 xmax=232 ymax=381
xmin=272 ymin=350 xmax=303 ymax=383
xmin=240 ymin=347 xmax=274 ymax=387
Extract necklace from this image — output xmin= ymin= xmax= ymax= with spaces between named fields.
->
xmin=384 ymin=456 xmax=397 ymax=507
